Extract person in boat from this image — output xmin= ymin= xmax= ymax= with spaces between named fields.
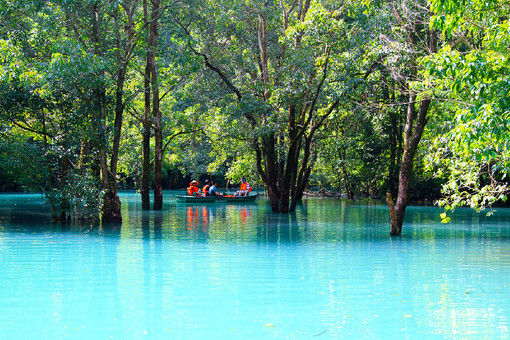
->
xmin=187 ymin=180 xmax=202 ymax=196
xmin=209 ymin=181 xmax=223 ymax=197
xmin=202 ymin=179 xmax=211 ymax=196
xmin=235 ymin=178 xmax=251 ymax=196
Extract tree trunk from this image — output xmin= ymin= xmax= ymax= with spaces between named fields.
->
xmin=389 ymin=96 xmax=430 ymax=235
xmin=101 ymin=4 xmax=136 ymax=223
xmin=96 ymin=85 xmax=122 ymax=223
xmin=258 ymin=133 xmax=279 ymax=212
xmin=101 ymin=85 xmax=122 ymax=223
xmin=141 ymin=0 xmax=152 ymax=210
xmin=105 ymin=69 xmax=125 ymax=223
xmin=386 ymin=192 xmax=397 ymax=229
xmin=386 ymin=5 xmax=436 ymax=235
xmin=150 ymin=0 xmax=163 ymax=210
xmin=267 ymin=185 xmax=280 ymax=213
xmin=89 ymin=6 xmax=121 ymax=223
xmin=279 ymin=184 xmax=290 ymax=213
xmin=141 ymin=60 xmax=151 ymax=210
xmin=102 ymin=187 xmax=122 ymax=223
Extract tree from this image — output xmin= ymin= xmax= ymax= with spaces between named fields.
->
xmin=175 ymin=0 xmax=381 ymax=212
xmin=423 ymin=0 xmax=510 ymax=218
xmin=0 ymin=3 xmax=98 ymax=218
xmin=148 ymin=0 xmax=164 ymax=210
xmin=365 ymin=0 xmax=437 ymax=235
xmin=133 ymin=0 xmax=199 ymax=209
xmin=52 ymin=0 xmax=146 ymax=222
xmin=0 ymin=0 xmax=148 ymax=221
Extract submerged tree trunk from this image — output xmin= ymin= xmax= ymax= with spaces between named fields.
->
xmin=87 ymin=4 xmax=122 ymax=223
xmin=389 ymin=96 xmax=430 ymax=235
xmin=386 ymin=2 xmax=437 ymax=235
xmin=104 ymin=69 xmax=126 ymax=223
xmin=386 ymin=192 xmax=397 ymax=227
xmin=141 ymin=54 xmax=152 ymax=210
xmin=141 ymin=0 xmax=152 ymax=210
xmin=102 ymin=4 xmax=137 ymax=223
xmin=102 ymin=3 xmax=138 ymax=222
xmin=150 ymin=0 xmax=163 ymax=210
xmin=102 ymin=186 xmax=122 ymax=223
xmin=98 ymin=87 xmax=123 ymax=223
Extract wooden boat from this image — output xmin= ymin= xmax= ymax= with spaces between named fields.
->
xmin=176 ymin=192 xmax=258 ymax=203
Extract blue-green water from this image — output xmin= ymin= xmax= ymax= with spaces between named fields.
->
xmin=0 ymin=191 xmax=509 ymax=339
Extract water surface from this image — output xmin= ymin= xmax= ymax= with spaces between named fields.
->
xmin=0 ymin=191 xmax=509 ymax=339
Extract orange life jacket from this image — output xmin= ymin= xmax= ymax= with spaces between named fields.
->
xmin=240 ymin=182 xmax=251 ymax=191
xmin=187 ymin=185 xmax=199 ymax=196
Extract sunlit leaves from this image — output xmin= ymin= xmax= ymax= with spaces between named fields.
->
xmin=424 ymin=0 xmax=510 ymax=213
xmin=0 ymin=40 xmax=22 ymax=77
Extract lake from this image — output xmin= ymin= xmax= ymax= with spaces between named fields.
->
xmin=0 ymin=191 xmax=509 ymax=339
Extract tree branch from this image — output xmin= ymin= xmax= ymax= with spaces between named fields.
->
xmin=162 ymin=129 xmax=201 ymax=153
xmin=185 ymin=38 xmax=243 ymax=102
xmin=11 ymin=120 xmax=53 ymax=139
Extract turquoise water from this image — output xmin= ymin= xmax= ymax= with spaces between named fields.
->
xmin=0 ymin=191 xmax=509 ymax=339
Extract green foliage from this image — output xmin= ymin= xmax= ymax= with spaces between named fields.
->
xmin=312 ymin=106 xmax=389 ymax=196
xmin=204 ymin=107 xmax=260 ymax=185
xmin=0 ymin=132 xmax=47 ymax=191
xmin=173 ymin=0 xmax=394 ymax=198
xmin=423 ymin=0 xmax=510 ymax=214
xmin=46 ymin=169 xmax=103 ymax=220
xmin=0 ymin=0 xmax=135 ymax=217
xmin=1 ymin=0 xmax=503 ymax=217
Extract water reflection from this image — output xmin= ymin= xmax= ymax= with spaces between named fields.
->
xmin=174 ymin=204 xmax=259 ymax=242
xmin=2 ymin=193 xmax=510 ymax=245
xmin=1 ymin=192 xmax=510 ymax=338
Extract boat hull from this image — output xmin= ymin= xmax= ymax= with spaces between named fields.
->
xmin=176 ymin=193 xmax=258 ymax=203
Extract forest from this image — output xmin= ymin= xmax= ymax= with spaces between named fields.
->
xmin=0 ymin=0 xmax=508 ymax=235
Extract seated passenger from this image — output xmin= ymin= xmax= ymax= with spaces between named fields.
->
xmin=202 ymin=179 xmax=211 ymax=196
xmin=208 ymin=181 xmax=223 ymax=197
xmin=187 ymin=180 xmax=201 ymax=196
xmin=234 ymin=178 xmax=251 ymax=196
